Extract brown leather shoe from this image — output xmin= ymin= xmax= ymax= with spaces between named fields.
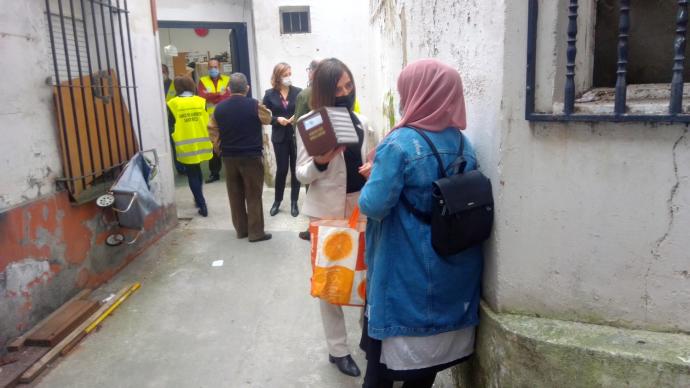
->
xmin=249 ymin=233 xmax=272 ymax=243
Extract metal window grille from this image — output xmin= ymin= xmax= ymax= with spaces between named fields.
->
xmin=280 ymin=7 xmax=310 ymax=34
xmin=46 ymin=0 xmax=143 ymax=202
xmin=526 ymin=0 xmax=690 ymax=123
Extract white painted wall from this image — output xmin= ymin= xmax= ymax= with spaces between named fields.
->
xmin=369 ymin=0 xmax=690 ymax=333
xmin=0 ymin=0 xmax=175 ymax=211
xmin=127 ymin=0 xmax=176 ymax=207
xmin=251 ymin=0 xmax=373 ymax=122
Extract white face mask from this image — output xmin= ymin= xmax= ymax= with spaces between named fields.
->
xmin=282 ymin=77 xmax=292 ymax=87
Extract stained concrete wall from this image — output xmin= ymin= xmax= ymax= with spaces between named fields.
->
xmin=0 ymin=0 xmax=177 ymax=348
xmin=368 ymin=0 xmax=690 ymax=334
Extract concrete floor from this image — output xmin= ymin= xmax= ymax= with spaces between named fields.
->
xmin=33 ymin=169 xmax=453 ymax=388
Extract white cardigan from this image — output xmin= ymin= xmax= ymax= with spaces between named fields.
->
xmin=295 ymin=112 xmax=373 ymax=219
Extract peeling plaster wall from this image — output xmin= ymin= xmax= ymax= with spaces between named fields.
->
xmin=369 ymin=0 xmax=690 ymax=333
xmin=0 ymin=0 xmax=177 ymax=347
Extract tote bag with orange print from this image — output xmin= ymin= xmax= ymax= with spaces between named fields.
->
xmin=309 ymin=206 xmax=366 ymax=307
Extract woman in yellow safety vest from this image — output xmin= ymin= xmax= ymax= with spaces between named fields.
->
xmin=167 ymin=76 xmax=214 ymax=217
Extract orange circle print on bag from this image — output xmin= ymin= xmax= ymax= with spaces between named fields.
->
xmin=323 ymin=231 xmax=354 ymax=261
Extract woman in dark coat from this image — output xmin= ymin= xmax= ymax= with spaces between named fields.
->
xmin=262 ymin=62 xmax=302 ymax=217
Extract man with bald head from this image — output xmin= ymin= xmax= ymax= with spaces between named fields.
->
xmin=208 ymin=73 xmax=273 ymax=242
xmin=198 ymin=58 xmax=231 ymax=182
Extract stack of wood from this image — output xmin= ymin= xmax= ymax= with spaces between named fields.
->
xmin=0 ymin=283 xmax=140 ymax=387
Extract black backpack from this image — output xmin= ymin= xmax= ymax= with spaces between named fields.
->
xmin=401 ymin=128 xmax=494 ymax=257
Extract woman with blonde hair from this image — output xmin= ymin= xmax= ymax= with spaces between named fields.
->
xmin=262 ymin=62 xmax=302 ymax=217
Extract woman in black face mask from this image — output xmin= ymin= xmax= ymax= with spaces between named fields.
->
xmin=294 ymin=58 xmax=373 ymax=378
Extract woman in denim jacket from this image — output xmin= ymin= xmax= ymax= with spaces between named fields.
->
xmin=358 ymin=59 xmax=483 ymax=388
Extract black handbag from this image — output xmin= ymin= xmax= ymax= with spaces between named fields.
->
xmin=401 ymin=128 xmax=494 ymax=256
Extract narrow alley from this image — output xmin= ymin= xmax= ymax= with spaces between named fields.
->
xmin=4 ymin=1 xmax=690 ymax=387
xmin=32 ymin=181 xmax=380 ymax=388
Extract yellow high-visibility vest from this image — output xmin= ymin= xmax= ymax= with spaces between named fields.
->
xmin=165 ymin=81 xmax=176 ymax=102
xmin=199 ymin=74 xmax=230 ymax=115
xmin=167 ymin=95 xmax=214 ymax=164
xmin=353 ymin=98 xmax=361 ymax=114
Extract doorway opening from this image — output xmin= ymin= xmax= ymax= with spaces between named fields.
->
xmin=157 ymin=21 xmax=253 ymax=219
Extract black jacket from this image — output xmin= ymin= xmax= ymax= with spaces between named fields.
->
xmin=262 ymin=86 xmax=302 ymax=144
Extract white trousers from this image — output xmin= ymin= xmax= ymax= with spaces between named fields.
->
xmin=315 ymin=192 xmax=364 ymax=357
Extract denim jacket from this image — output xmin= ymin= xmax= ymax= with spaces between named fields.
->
xmin=358 ymin=126 xmax=483 ymax=340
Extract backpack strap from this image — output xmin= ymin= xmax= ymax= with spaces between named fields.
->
xmin=400 ymin=128 xmax=465 ymax=224
xmin=409 ymin=127 xmax=447 ymax=178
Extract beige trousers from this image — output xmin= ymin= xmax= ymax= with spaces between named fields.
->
xmin=316 ymin=192 xmax=364 ymax=357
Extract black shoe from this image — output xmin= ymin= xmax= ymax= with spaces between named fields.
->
xmin=198 ymin=205 xmax=208 ymax=217
xmin=249 ymin=233 xmax=272 ymax=243
xmin=291 ymin=201 xmax=299 ymax=217
xmin=329 ymin=354 xmax=360 ymax=377
xmin=205 ymin=175 xmax=220 ymax=184
xmin=269 ymin=201 xmax=281 ymax=216
xmin=298 ymin=230 xmax=310 ymax=241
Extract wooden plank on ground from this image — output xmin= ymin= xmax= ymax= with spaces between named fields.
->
xmin=25 ymin=300 xmax=100 ymax=347
xmin=0 ymin=347 xmax=50 ymax=388
xmin=7 ymin=289 xmax=91 ymax=352
xmin=19 ymin=284 xmax=137 ymax=384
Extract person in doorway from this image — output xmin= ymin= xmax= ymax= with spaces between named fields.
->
xmin=262 ymin=62 xmax=302 ymax=217
xmin=358 ymin=59 xmax=482 ymax=388
xmin=167 ymin=76 xmax=214 ymax=217
xmin=162 ymin=64 xmax=176 ymax=102
xmin=295 ymin=58 xmax=373 ymax=377
xmin=208 ymin=73 xmax=273 ymax=243
xmin=198 ymin=58 xmax=231 ymax=183
xmin=293 ymin=58 xmax=320 ymax=241
xmin=163 ymin=64 xmax=185 ymax=175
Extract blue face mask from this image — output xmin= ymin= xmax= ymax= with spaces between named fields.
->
xmin=209 ymin=68 xmax=220 ymax=78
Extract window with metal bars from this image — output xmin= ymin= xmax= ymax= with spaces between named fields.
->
xmin=526 ymin=0 xmax=690 ymax=123
xmin=45 ymin=0 xmax=142 ymax=203
xmin=280 ymin=7 xmax=310 ymax=34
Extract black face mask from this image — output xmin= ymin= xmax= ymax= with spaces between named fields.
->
xmin=334 ymin=92 xmax=355 ymax=110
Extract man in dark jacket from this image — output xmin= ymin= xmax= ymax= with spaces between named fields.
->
xmin=208 ymin=73 xmax=273 ymax=242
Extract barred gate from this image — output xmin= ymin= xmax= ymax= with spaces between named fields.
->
xmin=526 ymin=0 xmax=690 ymax=123
xmin=46 ymin=0 xmax=143 ymax=201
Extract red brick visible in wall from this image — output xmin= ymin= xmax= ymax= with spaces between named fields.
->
xmin=2 ymin=193 xmax=176 ymax=342
xmin=0 ymin=192 xmax=97 ymax=273
xmin=84 ymin=206 xmax=175 ymax=288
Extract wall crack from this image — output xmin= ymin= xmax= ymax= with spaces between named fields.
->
xmin=651 ymin=127 xmax=688 ymax=260
xmin=644 ymin=127 xmax=689 ymax=320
